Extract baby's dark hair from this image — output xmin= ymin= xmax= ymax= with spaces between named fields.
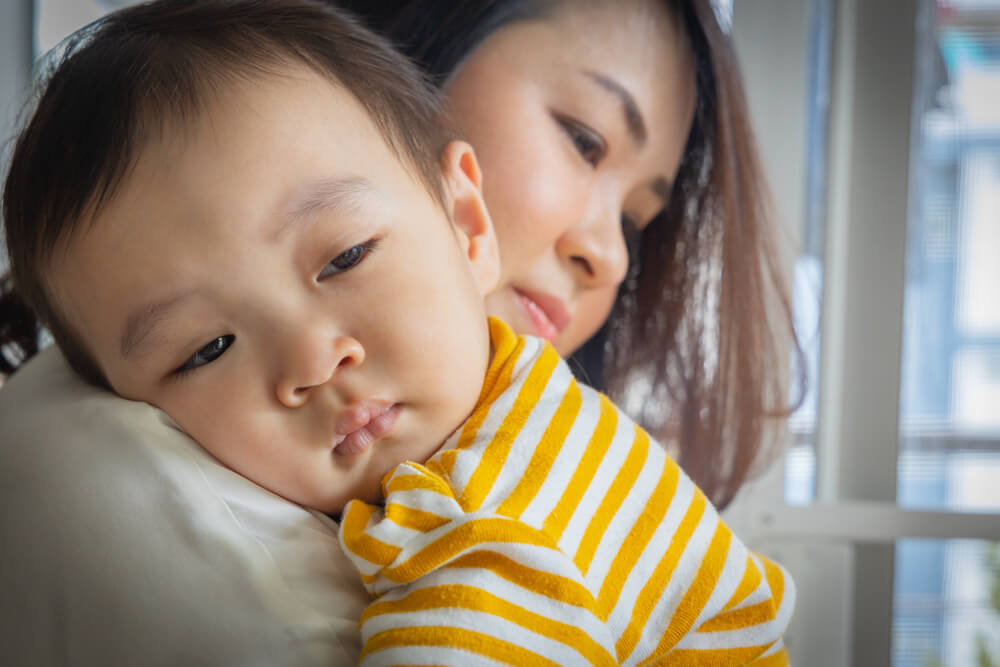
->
xmin=0 ymin=0 xmax=451 ymax=386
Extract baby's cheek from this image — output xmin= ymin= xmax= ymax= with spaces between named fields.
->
xmin=172 ymin=393 xmax=257 ymax=470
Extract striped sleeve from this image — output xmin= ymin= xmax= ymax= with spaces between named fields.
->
xmin=339 ymin=317 xmax=795 ymax=666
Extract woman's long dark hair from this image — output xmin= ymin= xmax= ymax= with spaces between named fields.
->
xmin=343 ymin=0 xmax=806 ymax=509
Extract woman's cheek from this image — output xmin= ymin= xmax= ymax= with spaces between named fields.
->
xmin=489 ymin=159 xmax=581 ymax=260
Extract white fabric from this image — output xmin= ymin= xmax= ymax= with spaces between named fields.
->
xmin=0 ymin=345 xmax=367 ymax=666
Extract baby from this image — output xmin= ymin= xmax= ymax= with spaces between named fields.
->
xmin=2 ymin=1 xmax=793 ymax=665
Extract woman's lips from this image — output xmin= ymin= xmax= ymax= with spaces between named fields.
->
xmin=333 ymin=401 xmax=400 ymax=456
xmin=513 ymin=288 xmax=571 ymax=342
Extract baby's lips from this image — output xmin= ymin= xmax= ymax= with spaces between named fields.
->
xmin=332 ymin=398 xmax=392 ymax=437
xmin=332 ymin=401 xmax=400 ymax=456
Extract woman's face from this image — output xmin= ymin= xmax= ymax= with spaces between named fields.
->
xmin=444 ymin=0 xmax=696 ymax=355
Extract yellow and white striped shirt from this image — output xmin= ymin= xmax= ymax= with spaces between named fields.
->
xmin=340 ymin=317 xmax=794 ymax=666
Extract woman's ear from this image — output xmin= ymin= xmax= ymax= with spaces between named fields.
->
xmin=440 ymin=140 xmax=500 ymax=296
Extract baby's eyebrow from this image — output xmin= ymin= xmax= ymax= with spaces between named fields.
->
xmin=120 ymin=290 xmax=195 ymax=360
xmin=271 ymin=176 xmax=375 ymax=242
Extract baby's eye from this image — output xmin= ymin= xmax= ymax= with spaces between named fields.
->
xmin=556 ymin=115 xmax=606 ymax=167
xmin=176 ymin=335 xmax=234 ymax=374
xmin=318 ymin=239 xmax=378 ymax=280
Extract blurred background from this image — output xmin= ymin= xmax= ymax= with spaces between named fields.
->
xmin=728 ymin=2 xmax=1000 ymax=665
xmin=1 ymin=1 xmax=998 ymax=665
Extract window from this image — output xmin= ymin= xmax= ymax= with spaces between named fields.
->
xmin=895 ymin=2 xmax=1000 ymax=664
xmin=900 ymin=0 xmax=1000 ymax=515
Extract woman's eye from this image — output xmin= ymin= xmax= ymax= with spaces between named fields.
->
xmin=176 ymin=335 xmax=234 ymax=375
xmin=621 ymin=214 xmax=640 ymax=238
xmin=557 ymin=115 xmax=606 ymax=167
xmin=318 ymin=239 xmax=378 ymax=280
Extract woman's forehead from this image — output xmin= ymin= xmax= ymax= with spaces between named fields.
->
xmin=545 ymin=0 xmax=681 ymax=45
xmin=482 ymin=1 xmax=687 ymax=79
xmin=468 ymin=0 xmax=693 ymax=124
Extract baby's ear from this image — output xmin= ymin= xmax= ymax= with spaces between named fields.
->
xmin=440 ymin=140 xmax=500 ymax=296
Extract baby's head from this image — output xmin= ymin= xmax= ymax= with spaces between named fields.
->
xmin=2 ymin=0 xmax=500 ymax=512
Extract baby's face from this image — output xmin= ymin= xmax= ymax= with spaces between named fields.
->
xmin=48 ymin=68 xmax=496 ymax=512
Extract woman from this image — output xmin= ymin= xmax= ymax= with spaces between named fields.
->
xmin=343 ymin=0 xmax=804 ymax=510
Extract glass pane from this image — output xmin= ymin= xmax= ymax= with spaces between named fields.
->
xmin=893 ymin=539 xmax=1000 ymax=667
xmin=899 ymin=0 xmax=1000 ymax=512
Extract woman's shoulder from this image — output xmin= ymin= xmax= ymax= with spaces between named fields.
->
xmin=0 ymin=346 xmax=367 ymax=665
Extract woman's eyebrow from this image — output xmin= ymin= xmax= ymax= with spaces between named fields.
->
xmin=582 ymin=70 xmax=648 ymax=147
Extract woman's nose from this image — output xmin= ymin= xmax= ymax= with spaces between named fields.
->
xmin=275 ymin=332 xmax=365 ymax=408
xmin=555 ymin=205 xmax=630 ymax=288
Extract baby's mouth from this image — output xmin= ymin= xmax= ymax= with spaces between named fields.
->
xmin=333 ymin=401 xmax=401 ymax=456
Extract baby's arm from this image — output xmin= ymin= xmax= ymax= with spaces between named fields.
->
xmin=339 ymin=463 xmax=619 ymax=666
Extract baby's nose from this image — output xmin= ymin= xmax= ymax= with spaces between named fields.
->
xmin=275 ymin=332 xmax=365 ymax=408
